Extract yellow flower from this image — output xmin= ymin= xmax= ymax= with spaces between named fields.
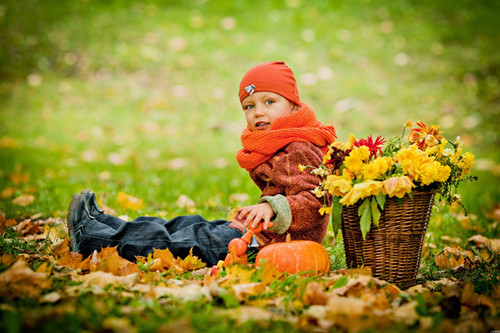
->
xmin=322 ymin=149 xmax=332 ymax=165
xmin=382 ymin=176 xmax=414 ymax=198
xmin=404 ymin=121 xmax=413 ymax=129
xmin=312 ymin=186 xmax=326 ymax=198
xmin=396 ymin=145 xmax=434 ymax=183
xmin=339 ymin=181 xmax=383 ymax=206
xmin=319 ymin=206 xmax=332 ymax=215
xmin=324 ymin=175 xmax=353 ymax=196
xmin=457 ymin=152 xmax=475 ymax=175
xmin=420 ymin=161 xmax=450 ymax=185
xmin=344 ymin=146 xmax=370 ymax=176
xmin=298 ymin=164 xmax=306 ymax=172
xmin=349 ymin=133 xmax=356 ymax=146
xmin=362 ymin=156 xmax=391 ymax=180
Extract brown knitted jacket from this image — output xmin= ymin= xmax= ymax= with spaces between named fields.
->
xmin=230 ymin=141 xmax=331 ymax=246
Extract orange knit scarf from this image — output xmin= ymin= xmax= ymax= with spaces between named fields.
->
xmin=236 ymin=103 xmax=336 ymax=171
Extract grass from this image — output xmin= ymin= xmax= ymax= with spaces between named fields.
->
xmin=1 ymin=0 xmax=499 ymax=332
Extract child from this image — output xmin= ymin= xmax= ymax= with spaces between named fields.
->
xmin=67 ymin=61 xmax=336 ymax=266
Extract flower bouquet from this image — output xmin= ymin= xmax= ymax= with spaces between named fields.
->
xmin=302 ymin=121 xmax=476 ymax=287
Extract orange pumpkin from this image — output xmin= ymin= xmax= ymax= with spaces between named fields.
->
xmin=255 ymin=235 xmax=330 ymax=274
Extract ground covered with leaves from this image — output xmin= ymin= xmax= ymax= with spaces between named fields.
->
xmin=1 ymin=0 xmax=499 ymax=332
xmin=1 ymin=209 xmax=498 ymax=333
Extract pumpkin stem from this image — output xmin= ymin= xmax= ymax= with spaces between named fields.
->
xmin=286 ymin=234 xmax=292 ymax=243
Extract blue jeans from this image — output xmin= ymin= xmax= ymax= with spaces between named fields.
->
xmin=79 ymin=212 xmax=242 ymax=266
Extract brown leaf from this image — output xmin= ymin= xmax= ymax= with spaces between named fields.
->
xmin=12 ymin=194 xmax=35 ymax=207
xmin=302 ymin=281 xmax=330 ymax=306
xmin=468 ymin=234 xmax=500 ymax=253
xmin=16 ymin=219 xmax=41 ymax=236
xmin=0 ymin=260 xmax=52 ymax=300
xmin=434 ymin=245 xmax=475 ymax=270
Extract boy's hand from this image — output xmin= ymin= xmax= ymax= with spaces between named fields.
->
xmin=236 ymin=203 xmax=275 ymax=230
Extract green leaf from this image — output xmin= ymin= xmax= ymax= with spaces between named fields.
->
xmin=359 ymin=198 xmax=372 ymax=240
xmin=358 ymin=198 xmax=370 ymax=217
xmin=371 ymin=196 xmax=381 ymax=226
xmin=331 ymin=196 xmax=343 ymax=237
xmin=375 ymin=194 xmax=386 ymax=210
xmin=332 ymin=276 xmax=348 ymax=289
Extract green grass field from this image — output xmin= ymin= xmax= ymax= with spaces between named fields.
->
xmin=1 ymin=0 xmax=499 ymax=332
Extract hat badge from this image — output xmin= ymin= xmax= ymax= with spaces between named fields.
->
xmin=244 ymin=84 xmax=255 ymax=95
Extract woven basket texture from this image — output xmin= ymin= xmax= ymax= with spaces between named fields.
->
xmin=341 ymin=191 xmax=435 ymax=289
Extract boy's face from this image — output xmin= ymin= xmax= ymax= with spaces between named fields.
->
xmin=241 ymin=92 xmax=298 ymax=131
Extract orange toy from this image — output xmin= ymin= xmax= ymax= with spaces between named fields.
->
xmin=223 ymin=222 xmax=273 ymax=267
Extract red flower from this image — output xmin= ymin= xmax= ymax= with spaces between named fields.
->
xmin=353 ymin=135 xmax=386 ymax=158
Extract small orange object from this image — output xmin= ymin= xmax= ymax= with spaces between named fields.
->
xmin=228 ymin=238 xmax=247 ymax=256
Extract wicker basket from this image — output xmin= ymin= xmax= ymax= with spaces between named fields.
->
xmin=341 ymin=191 xmax=435 ymax=289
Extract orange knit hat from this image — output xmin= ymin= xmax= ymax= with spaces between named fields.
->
xmin=239 ymin=61 xmax=301 ymax=106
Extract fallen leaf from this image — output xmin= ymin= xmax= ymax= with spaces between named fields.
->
xmin=116 ymin=192 xmax=145 ymax=211
xmin=0 ymin=136 xmax=18 ymax=148
xmin=77 ymin=271 xmax=137 ymax=289
xmin=176 ymin=194 xmax=195 ymax=213
xmin=434 ymin=245 xmax=475 ymax=270
xmin=9 ymin=173 xmax=29 ymax=185
xmin=89 ymin=247 xmax=140 ymax=276
xmin=0 ymin=260 xmax=52 ymax=300
xmin=220 ymin=264 xmax=255 ymax=287
xmin=232 ymin=282 xmax=265 ymax=301
xmin=392 ymin=301 xmax=419 ymax=325
xmin=1 ymin=187 xmax=18 ymax=198
xmin=302 ymin=281 xmax=330 ymax=305
xmin=468 ymin=234 xmax=500 ymax=253
xmin=12 ymin=194 xmax=35 ymax=207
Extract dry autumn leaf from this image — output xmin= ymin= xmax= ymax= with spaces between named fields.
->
xmin=89 ymin=247 xmax=140 ymax=276
xmin=9 ymin=173 xmax=29 ymax=185
xmin=468 ymin=234 xmax=500 ymax=253
xmin=435 ymin=245 xmax=475 ymax=270
xmin=12 ymin=194 xmax=35 ymax=207
xmin=0 ymin=260 xmax=52 ymax=300
xmin=116 ymin=191 xmax=145 ymax=211
xmin=176 ymin=194 xmax=196 ymax=213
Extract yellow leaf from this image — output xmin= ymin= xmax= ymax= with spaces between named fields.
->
xmin=220 ymin=265 xmax=255 ymax=287
xmin=89 ymin=247 xmax=140 ymax=276
xmin=116 ymin=192 xmax=145 ymax=211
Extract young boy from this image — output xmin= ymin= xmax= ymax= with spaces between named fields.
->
xmin=67 ymin=61 xmax=336 ymax=266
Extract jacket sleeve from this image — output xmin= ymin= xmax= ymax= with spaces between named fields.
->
xmin=258 ymin=141 xmax=329 ymax=234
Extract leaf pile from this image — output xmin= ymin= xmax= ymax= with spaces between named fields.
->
xmin=0 ymin=215 xmax=498 ymax=333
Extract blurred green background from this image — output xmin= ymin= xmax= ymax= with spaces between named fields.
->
xmin=1 ymin=0 xmax=499 ymax=240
